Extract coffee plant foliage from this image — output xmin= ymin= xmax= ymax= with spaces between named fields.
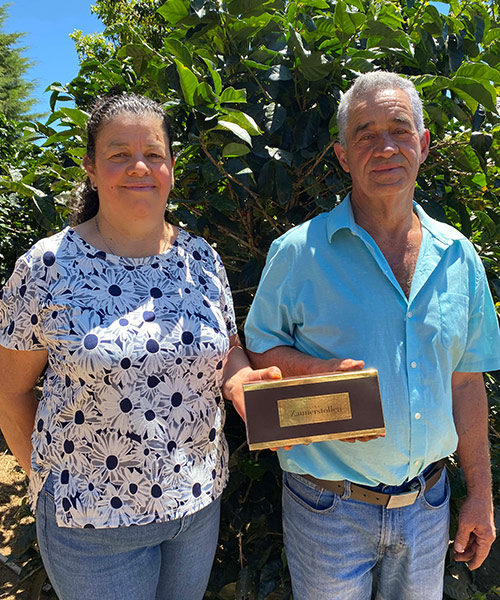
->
xmin=1 ymin=1 xmax=499 ymax=598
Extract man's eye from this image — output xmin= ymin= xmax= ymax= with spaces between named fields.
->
xmin=149 ymin=153 xmax=164 ymax=159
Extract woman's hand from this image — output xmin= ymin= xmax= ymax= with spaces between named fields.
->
xmin=222 ymin=335 xmax=281 ymax=420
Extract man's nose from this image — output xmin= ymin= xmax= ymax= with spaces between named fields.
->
xmin=374 ymin=132 xmax=399 ymax=156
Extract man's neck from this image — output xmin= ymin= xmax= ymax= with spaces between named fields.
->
xmin=350 ymin=192 xmax=422 ymax=298
xmin=350 ymin=192 xmax=416 ymax=242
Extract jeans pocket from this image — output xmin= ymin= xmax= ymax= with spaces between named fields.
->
xmin=420 ymin=469 xmax=450 ymax=510
xmin=283 ymin=472 xmax=339 ymax=514
xmin=41 ymin=473 xmax=55 ymax=501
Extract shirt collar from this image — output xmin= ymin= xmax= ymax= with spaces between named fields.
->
xmin=326 ymin=193 xmax=453 ymax=247
xmin=412 ymin=202 xmax=452 ymax=245
xmin=326 ymin=193 xmax=358 ymax=241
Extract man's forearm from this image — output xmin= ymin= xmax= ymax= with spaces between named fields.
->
xmin=452 ymin=371 xmax=492 ymax=497
xmin=247 ymin=345 xmax=364 ymax=378
xmin=451 ymin=370 xmax=495 ymax=569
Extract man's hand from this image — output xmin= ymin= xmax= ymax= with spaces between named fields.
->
xmin=340 ymin=434 xmax=384 ymax=443
xmin=322 ymin=357 xmax=365 ymax=373
xmin=453 ymin=494 xmax=496 ymax=570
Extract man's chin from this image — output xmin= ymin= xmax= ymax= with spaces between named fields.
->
xmin=370 ymin=169 xmax=407 ymax=185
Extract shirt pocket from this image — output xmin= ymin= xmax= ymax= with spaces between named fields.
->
xmin=438 ymin=292 xmax=469 ymax=353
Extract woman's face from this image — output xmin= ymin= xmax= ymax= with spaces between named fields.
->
xmin=83 ymin=113 xmax=175 ymax=223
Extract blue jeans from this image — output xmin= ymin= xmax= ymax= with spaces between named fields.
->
xmin=282 ymin=468 xmax=450 ymax=600
xmin=36 ymin=476 xmax=220 ymax=600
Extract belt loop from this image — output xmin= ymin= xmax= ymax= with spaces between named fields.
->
xmin=342 ymin=480 xmax=351 ymax=500
xmin=416 ymin=473 xmax=426 ymax=499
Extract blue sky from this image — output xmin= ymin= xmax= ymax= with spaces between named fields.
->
xmin=5 ymin=0 xmax=104 ymax=116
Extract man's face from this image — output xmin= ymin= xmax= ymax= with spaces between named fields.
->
xmin=334 ymin=88 xmax=430 ymax=206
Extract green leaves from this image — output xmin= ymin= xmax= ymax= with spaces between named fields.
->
xmin=452 ymin=76 xmax=497 ymax=112
xmin=219 ymin=87 xmax=247 ymax=103
xmin=202 ymin=57 xmax=222 ymax=94
xmin=57 ymin=107 xmax=88 ymax=129
xmin=299 ymin=52 xmax=334 ymax=81
xmin=264 ymin=103 xmax=286 ymax=134
xmin=456 ymin=62 xmax=500 ymax=85
xmin=333 ymin=1 xmax=365 ymax=42
xmin=222 ymin=142 xmax=250 ymax=157
xmin=265 ymin=64 xmax=293 ymax=81
xmin=157 ymin=0 xmax=189 ymax=26
xmin=175 ymin=59 xmax=199 ymax=105
xmin=217 ymin=120 xmax=252 ymax=144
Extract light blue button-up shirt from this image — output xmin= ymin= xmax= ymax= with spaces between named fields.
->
xmin=245 ymin=196 xmax=500 ymax=486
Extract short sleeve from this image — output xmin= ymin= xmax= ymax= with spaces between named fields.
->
xmin=214 ymin=253 xmax=237 ymax=337
xmin=244 ymin=239 xmax=297 ymax=353
xmin=0 ymin=255 xmax=45 ymax=351
xmin=455 ymin=259 xmax=500 ymax=373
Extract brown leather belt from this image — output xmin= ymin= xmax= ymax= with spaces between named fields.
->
xmin=302 ymin=459 xmax=446 ymax=509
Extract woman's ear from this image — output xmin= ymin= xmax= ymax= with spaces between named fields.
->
xmin=82 ymin=155 xmax=96 ymax=185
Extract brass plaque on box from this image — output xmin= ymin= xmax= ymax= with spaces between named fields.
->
xmin=243 ymin=368 xmax=384 ymax=450
xmin=277 ymin=393 xmax=352 ymax=427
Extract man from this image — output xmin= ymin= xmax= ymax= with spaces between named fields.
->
xmin=244 ymin=72 xmax=500 ymax=599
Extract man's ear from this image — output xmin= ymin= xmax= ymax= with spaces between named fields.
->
xmin=419 ymin=129 xmax=430 ymax=164
xmin=334 ymin=142 xmax=350 ymax=173
xmin=82 ymin=155 xmax=96 ymax=184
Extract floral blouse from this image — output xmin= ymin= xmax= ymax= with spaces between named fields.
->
xmin=0 ymin=227 xmax=237 ymax=528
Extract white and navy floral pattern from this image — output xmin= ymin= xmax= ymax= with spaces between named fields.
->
xmin=0 ymin=227 xmax=236 ymax=529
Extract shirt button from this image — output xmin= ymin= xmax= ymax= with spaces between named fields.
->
xmin=414 ymin=412 xmax=421 ymax=420
xmin=414 ymin=460 xmax=421 ymax=467
xmin=410 ymin=361 xmax=417 ymax=368
xmin=407 ymin=311 xmax=413 ymax=318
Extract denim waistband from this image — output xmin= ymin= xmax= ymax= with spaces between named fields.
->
xmin=357 ymin=461 xmax=441 ymax=495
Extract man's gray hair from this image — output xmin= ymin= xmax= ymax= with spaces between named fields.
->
xmin=336 ymin=71 xmax=424 ymax=146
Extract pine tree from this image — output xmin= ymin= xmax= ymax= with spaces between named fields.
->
xmin=0 ymin=3 xmax=36 ymax=119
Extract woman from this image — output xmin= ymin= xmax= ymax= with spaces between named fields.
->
xmin=0 ymin=93 xmax=280 ymax=600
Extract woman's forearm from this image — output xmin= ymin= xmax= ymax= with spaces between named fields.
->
xmin=0 ymin=346 xmax=48 ymax=476
xmin=0 ymin=390 xmax=38 ymax=474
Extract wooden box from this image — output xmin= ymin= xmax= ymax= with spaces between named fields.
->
xmin=243 ymin=368 xmax=385 ymax=450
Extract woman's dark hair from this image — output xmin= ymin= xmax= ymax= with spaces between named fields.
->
xmin=71 ymin=93 xmax=174 ymax=225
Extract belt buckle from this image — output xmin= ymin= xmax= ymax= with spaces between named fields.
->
xmin=386 ymin=489 xmax=419 ymax=509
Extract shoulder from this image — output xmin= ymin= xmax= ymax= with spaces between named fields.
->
xmin=423 ymin=217 xmax=467 ymax=243
xmin=270 ymin=212 xmax=330 ymax=256
xmin=417 ymin=205 xmax=482 ymax=260
xmin=176 ymin=228 xmax=223 ymax=269
xmin=23 ymin=228 xmax=72 ymax=264
xmin=416 ymin=203 xmax=469 ymax=244
xmin=9 ymin=229 xmax=72 ymax=277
